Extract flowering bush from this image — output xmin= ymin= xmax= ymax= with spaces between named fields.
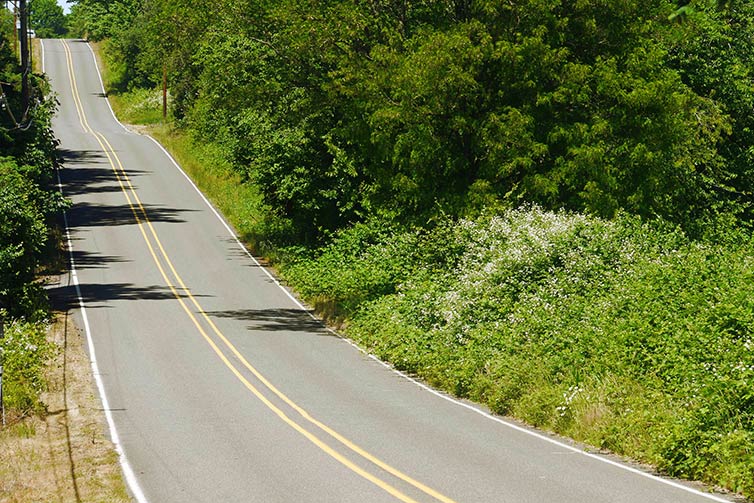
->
xmin=282 ymin=207 xmax=754 ymax=498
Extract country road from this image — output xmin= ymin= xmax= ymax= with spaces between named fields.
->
xmin=43 ymin=38 xmax=735 ymax=503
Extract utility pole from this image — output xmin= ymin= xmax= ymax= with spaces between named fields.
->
xmin=18 ymin=0 xmax=29 ymax=114
xmin=12 ymin=2 xmax=18 ymax=60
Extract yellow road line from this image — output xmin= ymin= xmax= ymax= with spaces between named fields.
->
xmin=61 ymin=39 xmax=457 ymax=503
xmin=98 ymin=126 xmax=458 ymax=503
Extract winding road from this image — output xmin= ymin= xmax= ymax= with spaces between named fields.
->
xmin=44 ymin=38 xmax=736 ymax=503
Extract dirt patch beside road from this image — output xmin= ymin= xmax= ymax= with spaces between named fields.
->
xmin=0 ymin=307 xmax=130 ymax=502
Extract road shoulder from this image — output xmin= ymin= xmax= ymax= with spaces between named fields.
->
xmin=0 ymin=290 xmax=130 ymax=503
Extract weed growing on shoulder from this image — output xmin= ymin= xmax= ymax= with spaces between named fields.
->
xmin=1 ymin=320 xmax=54 ymax=421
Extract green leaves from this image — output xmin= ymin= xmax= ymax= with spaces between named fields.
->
xmin=281 ymin=208 xmax=754 ymax=497
xmin=79 ymin=0 xmax=754 ymax=238
xmin=0 ymin=27 xmax=64 ymax=319
xmin=0 ymin=156 xmax=64 ymax=318
xmin=664 ymin=1 xmax=754 ymax=222
xmin=29 ymin=0 xmax=67 ymax=37
xmin=0 ymin=320 xmax=53 ymax=418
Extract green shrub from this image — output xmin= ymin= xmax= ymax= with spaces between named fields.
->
xmin=281 ymin=220 xmax=421 ymax=319
xmin=0 ymin=158 xmax=62 ymax=319
xmin=281 ymin=206 xmax=754 ymax=498
xmin=1 ymin=320 xmax=53 ymax=419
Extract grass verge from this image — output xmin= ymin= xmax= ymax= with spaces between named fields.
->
xmin=146 ymin=124 xmax=268 ymax=247
xmin=0 ymin=308 xmax=129 ymax=502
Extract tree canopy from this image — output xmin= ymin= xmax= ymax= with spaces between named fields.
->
xmin=67 ymin=0 xmax=754 ymax=240
xmin=0 ymin=13 xmax=65 ymax=318
xmin=30 ymin=0 xmax=67 ymax=38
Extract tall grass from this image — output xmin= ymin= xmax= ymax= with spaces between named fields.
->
xmin=147 ymin=125 xmax=290 ymax=256
xmin=107 ymin=88 xmax=165 ymax=125
xmin=1 ymin=320 xmax=53 ymax=421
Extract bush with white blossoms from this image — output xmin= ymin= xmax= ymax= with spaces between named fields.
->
xmin=281 ymin=206 xmax=754 ymax=498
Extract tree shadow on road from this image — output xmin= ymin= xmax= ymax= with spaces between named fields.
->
xmin=207 ymin=308 xmax=330 ymax=334
xmin=67 ymin=201 xmax=194 ymax=228
xmin=47 ymin=281 xmax=207 ymax=311
xmin=67 ymin=249 xmax=130 ymax=271
xmin=58 ymin=148 xmax=150 ymax=196
xmin=58 ymin=148 xmax=197 ymax=227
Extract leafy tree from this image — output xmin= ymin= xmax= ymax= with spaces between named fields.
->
xmin=665 ymin=0 xmax=754 ymax=223
xmin=0 ymin=21 xmax=65 ymax=318
xmin=67 ymin=0 xmax=137 ymax=41
xmin=30 ymin=0 xmax=67 ymax=38
xmin=325 ymin=1 xmax=728 ymax=229
xmin=70 ymin=0 xmax=754 ymax=239
xmin=0 ymin=159 xmax=49 ymax=315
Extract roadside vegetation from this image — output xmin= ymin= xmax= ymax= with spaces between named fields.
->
xmin=0 ymin=7 xmax=65 ymax=420
xmin=0 ymin=313 xmax=130 ymax=502
xmin=69 ymin=0 xmax=753 ymax=498
xmin=284 ymin=209 xmax=754 ymax=496
xmin=0 ymin=9 xmax=128 ymax=501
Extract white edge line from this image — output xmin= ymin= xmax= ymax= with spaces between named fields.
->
xmin=143 ymin=135 xmax=309 ymax=310
xmin=362 ymin=357 xmax=733 ymax=503
xmin=143 ymin=135 xmax=732 ymax=503
xmin=41 ymin=39 xmax=45 ymax=74
xmin=47 ymin=40 xmax=149 ymax=503
xmin=83 ymin=39 xmax=132 ymax=134
xmin=56 ymin=172 xmax=149 ymax=503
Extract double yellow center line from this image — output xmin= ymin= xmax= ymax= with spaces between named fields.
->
xmin=61 ymin=39 xmax=457 ymax=503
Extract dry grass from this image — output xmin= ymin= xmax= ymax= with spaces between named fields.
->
xmin=0 ymin=309 xmax=130 ymax=503
xmin=32 ymin=38 xmax=43 ymax=74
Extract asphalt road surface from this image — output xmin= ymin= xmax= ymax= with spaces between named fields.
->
xmin=43 ymin=38 xmax=737 ymax=503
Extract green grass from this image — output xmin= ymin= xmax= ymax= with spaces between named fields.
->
xmin=107 ymin=87 xmax=166 ymax=125
xmin=91 ymin=41 xmax=167 ymax=126
xmin=147 ymin=125 xmax=272 ymax=251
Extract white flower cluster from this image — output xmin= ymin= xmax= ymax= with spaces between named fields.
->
xmin=556 ymin=385 xmax=584 ymax=417
xmin=1 ymin=329 xmax=41 ymax=355
xmin=436 ymin=207 xmax=609 ymax=340
xmin=734 ymin=362 xmax=754 ymax=373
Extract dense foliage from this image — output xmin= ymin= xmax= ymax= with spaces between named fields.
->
xmin=282 ymin=209 xmax=754 ymax=496
xmin=0 ymin=7 xmax=65 ymax=420
xmin=30 ymin=0 xmax=67 ymax=38
xmin=0 ymin=15 xmax=63 ymax=319
xmin=70 ymin=0 xmax=754 ymax=241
